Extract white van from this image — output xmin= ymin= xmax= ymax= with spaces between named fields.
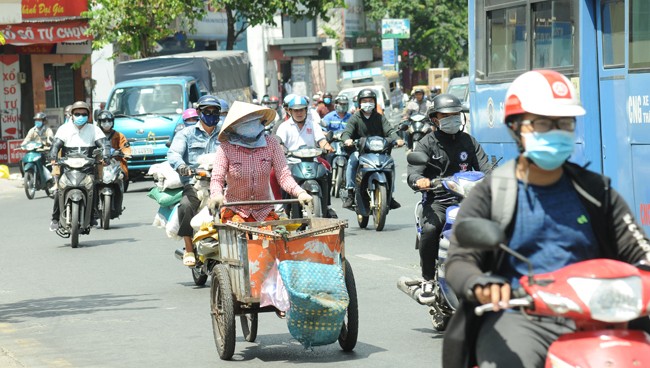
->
xmin=339 ymin=68 xmax=403 ymax=110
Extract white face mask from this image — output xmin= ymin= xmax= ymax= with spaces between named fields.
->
xmin=360 ymin=102 xmax=375 ymax=113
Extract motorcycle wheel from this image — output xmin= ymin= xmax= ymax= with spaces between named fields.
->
xmin=338 ymin=259 xmax=359 ymax=351
xmin=101 ymin=194 xmax=111 ymax=230
xmin=333 ymin=167 xmax=344 ymax=198
xmin=70 ymin=202 xmax=80 ymax=248
xmin=192 ymin=266 xmax=208 ymax=286
xmin=240 ymin=313 xmax=258 ymax=342
xmin=44 ymin=179 xmax=55 ymax=199
xmin=372 ymin=184 xmax=389 ymax=231
xmin=210 ymin=264 xmax=236 ymax=360
xmin=123 ymin=180 xmax=129 ymax=193
xmin=357 ymin=214 xmax=369 ymax=228
xmin=311 ymin=195 xmax=323 ymax=218
xmin=24 ymin=170 xmax=36 ymax=199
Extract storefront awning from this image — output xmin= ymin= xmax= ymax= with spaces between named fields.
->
xmin=1 ymin=20 xmax=91 ymax=45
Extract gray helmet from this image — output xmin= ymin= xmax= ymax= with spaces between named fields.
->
xmin=428 ymin=94 xmax=462 ymax=116
xmin=70 ymin=101 xmax=91 ymax=115
xmin=64 ymin=105 xmax=73 ymax=116
xmin=34 ymin=112 xmax=47 ymax=121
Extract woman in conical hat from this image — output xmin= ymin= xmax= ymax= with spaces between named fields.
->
xmin=208 ymin=101 xmax=312 ymax=222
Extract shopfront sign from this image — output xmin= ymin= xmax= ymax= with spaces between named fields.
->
xmin=0 ymin=20 xmax=91 ymax=45
xmin=21 ymin=0 xmax=87 ymax=19
xmin=1 ymin=55 xmax=21 ymax=140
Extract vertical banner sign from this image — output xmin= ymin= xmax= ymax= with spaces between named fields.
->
xmin=382 ymin=39 xmax=396 ymax=69
xmin=1 ymin=55 xmax=21 ymax=139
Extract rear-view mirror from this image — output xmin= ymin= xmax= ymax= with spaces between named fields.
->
xmin=454 ymin=218 xmax=504 ymax=251
xmin=406 ymin=151 xmax=430 ymax=166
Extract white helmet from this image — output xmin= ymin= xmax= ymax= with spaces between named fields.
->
xmin=504 ymin=70 xmax=585 ymax=124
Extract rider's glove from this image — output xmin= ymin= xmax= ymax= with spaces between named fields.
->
xmin=297 ymin=191 xmax=313 ymax=206
xmin=207 ymin=195 xmax=224 ymax=213
xmin=176 ymin=164 xmax=192 ymax=177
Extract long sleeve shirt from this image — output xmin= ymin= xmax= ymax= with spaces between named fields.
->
xmin=167 ymin=123 xmax=220 ymax=185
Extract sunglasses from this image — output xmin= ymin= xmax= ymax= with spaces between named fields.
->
xmin=73 ymin=113 xmax=88 ymax=117
xmin=201 ymin=109 xmax=221 ymax=116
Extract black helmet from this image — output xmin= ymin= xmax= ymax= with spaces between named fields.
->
xmin=97 ymin=110 xmax=114 ymax=122
xmin=334 ymin=95 xmax=349 ymax=104
xmin=323 ymin=92 xmax=333 ymax=99
xmin=197 ymin=95 xmax=222 ymax=111
xmin=261 ymin=95 xmax=271 ymax=104
xmin=356 ymin=88 xmax=377 ymax=106
xmin=33 ymin=112 xmax=47 ymax=121
xmin=428 ymin=93 xmax=462 ymax=116
xmin=430 ymin=86 xmax=441 ymax=94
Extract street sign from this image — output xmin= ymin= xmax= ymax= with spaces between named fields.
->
xmin=381 ymin=19 xmax=410 ymax=39
xmin=382 ymin=39 xmax=396 ymax=68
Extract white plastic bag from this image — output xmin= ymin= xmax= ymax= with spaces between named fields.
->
xmin=190 ymin=206 xmax=213 ymax=231
xmin=148 ymin=161 xmax=182 ymax=191
xmin=165 ymin=204 xmax=181 ymax=240
xmin=260 ymin=260 xmax=290 ymax=311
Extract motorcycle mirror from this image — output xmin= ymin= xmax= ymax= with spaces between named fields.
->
xmin=325 ymin=130 xmax=334 ymax=142
xmin=454 ymin=218 xmax=505 ymax=251
xmin=398 ymin=122 xmax=409 ymax=131
xmin=406 ymin=151 xmax=430 ymax=166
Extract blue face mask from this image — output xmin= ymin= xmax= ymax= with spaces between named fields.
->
xmin=228 ymin=118 xmax=267 ymax=148
xmin=201 ymin=113 xmax=220 ymax=127
xmin=324 ymin=98 xmax=331 ymax=104
xmin=73 ymin=116 xmax=88 ymax=126
xmin=34 ymin=121 xmax=43 ymax=128
xmin=522 ymin=130 xmax=575 ymax=170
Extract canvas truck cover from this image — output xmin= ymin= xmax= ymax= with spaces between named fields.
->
xmin=114 ymin=50 xmax=252 ymax=102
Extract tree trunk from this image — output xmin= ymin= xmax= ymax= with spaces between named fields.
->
xmin=226 ymin=6 xmax=235 ymax=50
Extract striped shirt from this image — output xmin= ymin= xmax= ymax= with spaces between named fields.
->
xmin=210 ymin=136 xmax=303 ymax=221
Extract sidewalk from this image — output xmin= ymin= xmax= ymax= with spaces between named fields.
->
xmin=0 ymin=165 xmax=23 ymax=196
xmin=0 ymin=348 xmax=25 ymax=368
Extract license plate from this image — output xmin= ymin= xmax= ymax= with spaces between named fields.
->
xmin=131 ymin=146 xmax=154 ymax=155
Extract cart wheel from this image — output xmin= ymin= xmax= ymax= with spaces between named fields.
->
xmin=240 ymin=313 xmax=258 ymax=342
xmin=192 ymin=266 xmax=208 ymax=286
xmin=210 ymin=264 xmax=236 ymax=360
xmin=339 ymin=259 xmax=358 ymax=351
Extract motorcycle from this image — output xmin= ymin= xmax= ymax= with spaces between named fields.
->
xmin=399 ymin=113 xmax=431 ymax=150
xmin=285 ymin=147 xmax=330 ymax=219
xmin=456 ymin=218 xmax=650 ymax=367
xmin=350 ymin=136 xmax=397 ymax=232
xmin=326 ymin=131 xmax=349 ymax=198
xmin=97 ymin=149 xmax=127 ymax=230
xmin=397 ymin=151 xmax=485 ymax=331
xmin=20 ymin=141 xmax=55 ymax=199
xmin=55 ymin=149 xmax=101 ymax=248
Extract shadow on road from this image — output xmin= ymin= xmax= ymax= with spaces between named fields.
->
xmin=0 ymin=293 xmax=159 ymax=323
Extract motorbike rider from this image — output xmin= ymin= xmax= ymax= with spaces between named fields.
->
xmin=275 ymin=95 xmax=335 ymax=217
xmin=217 ymin=99 xmax=229 ymax=132
xmin=166 ymin=108 xmax=200 ymax=148
xmin=321 ymin=95 xmax=352 ymax=133
xmin=22 ymin=112 xmax=54 ymax=147
xmin=429 ymin=86 xmax=442 ymax=102
xmin=316 ymin=92 xmax=335 ymax=118
xmin=442 ymin=70 xmax=650 ymax=368
xmin=208 ymin=101 xmax=313 ymax=223
xmin=341 ymin=88 xmax=405 ymax=210
xmin=96 ymin=110 xmax=132 ymax=182
xmin=167 ymin=95 xmax=222 ymax=267
xmin=48 ymin=101 xmax=110 ymax=231
xmin=401 ymin=87 xmax=431 ymax=149
xmin=407 ymin=93 xmax=491 ymax=300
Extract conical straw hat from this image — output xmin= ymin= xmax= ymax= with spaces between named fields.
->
xmin=218 ymin=101 xmax=276 ymax=142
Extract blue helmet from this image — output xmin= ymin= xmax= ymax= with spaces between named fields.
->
xmin=287 ymin=95 xmax=308 ymax=110
xmin=197 ymin=95 xmax=221 ymax=111
xmin=283 ymin=94 xmax=297 ymax=107
xmin=218 ymin=99 xmax=230 ymax=113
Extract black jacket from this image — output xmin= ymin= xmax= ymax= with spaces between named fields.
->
xmin=442 ymin=160 xmax=650 ymax=367
xmin=340 ymin=110 xmax=400 ymax=142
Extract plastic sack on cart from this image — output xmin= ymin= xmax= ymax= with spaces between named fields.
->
xmin=260 ymin=260 xmax=290 ymax=311
xmin=279 ymin=260 xmax=349 ymax=348
xmin=147 ymin=161 xmax=182 ymax=191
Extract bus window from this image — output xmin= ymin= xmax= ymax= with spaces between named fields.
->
xmin=630 ymin=0 xmax=650 ymax=69
xmin=532 ymin=0 xmax=576 ymax=69
xmin=601 ymin=0 xmax=625 ymax=68
xmin=488 ymin=6 xmax=526 ymax=74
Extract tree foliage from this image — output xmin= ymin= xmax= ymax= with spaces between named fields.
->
xmin=363 ymin=0 xmax=468 ymax=74
xmin=208 ymin=0 xmax=346 ymax=50
xmin=84 ymin=0 xmax=205 ymax=58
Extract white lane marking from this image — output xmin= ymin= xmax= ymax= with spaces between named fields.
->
xmin=355 ymin=254 xmax=391 ymax=261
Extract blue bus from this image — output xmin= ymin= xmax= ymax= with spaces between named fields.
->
xmin=467 ymin=0 xmax=650 ymax=232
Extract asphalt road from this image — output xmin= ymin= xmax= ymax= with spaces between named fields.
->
xmin=0 ymin=151 xmax=444 ymax=368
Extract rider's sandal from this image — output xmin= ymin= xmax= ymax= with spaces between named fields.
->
xmin=183 ymin=252 xmax=196 ymax=267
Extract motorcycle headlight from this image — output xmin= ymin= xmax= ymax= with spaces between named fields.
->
xmin=81 ymin=175 xmax=94 ymax=190
xmin=367 ymin=139 xmax=385 ymax=152
xmin=102 ymin=167 xmax=116 ymax=183
xmin=567 ymin=276 xmax=642 ymax=322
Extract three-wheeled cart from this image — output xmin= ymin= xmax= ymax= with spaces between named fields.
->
xmin=209 ymin=214 xmax=358 ymax=360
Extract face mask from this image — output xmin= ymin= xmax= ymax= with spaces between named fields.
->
xmin=438 ymin=115 xmax=463 ymax=134
xmin=228 ymin=117 xmax=267 ymax=148
xmin=100 ymin=122 xmax=113 ymax=131
xmin=360 ymin=102 xmax=375 ymax=113
xmin=522 ymin=130 xmax=575 ymax=170
xmin=34 ymin=121 xmax=43 ymax=128
xmin=335 ymin=105 xmax=347 ymax=114
xmin=73 ymin=116 xmax=88 ymax=126
xmin=201 ymin=113 xmax=220 ymax=127
xmin=324 ymin=98 xmax=331 ymax=105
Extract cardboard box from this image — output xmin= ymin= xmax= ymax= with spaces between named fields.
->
xmin=428 ymin=68 xmax=450 ymax=92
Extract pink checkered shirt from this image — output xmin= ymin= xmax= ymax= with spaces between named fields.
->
xmin=210 ymin=136 xmax=303 ymax=221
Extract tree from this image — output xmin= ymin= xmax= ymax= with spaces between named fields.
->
xmin=84 ymin=0 xmax=205 ymax=58
xmin=208 ymin=0 xmax=346 ymax=50
xmin=363 ymin=0 xmax=468 ymax=75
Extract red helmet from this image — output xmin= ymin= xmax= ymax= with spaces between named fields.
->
xmin=504 ymin=70 xmax=585 ymax=125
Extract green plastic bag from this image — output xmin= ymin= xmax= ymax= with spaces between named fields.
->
xmin=147 ymin=187 xmax=183 ymax=207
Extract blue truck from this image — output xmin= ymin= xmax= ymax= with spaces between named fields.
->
xmin=101 ymin=51 xmax=252 ymax=181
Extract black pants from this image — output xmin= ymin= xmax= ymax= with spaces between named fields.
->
xmin=177 ymin=185 xmax=200 ymax=237
xmin=419 ymin=201 xmax=449 ymax=280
